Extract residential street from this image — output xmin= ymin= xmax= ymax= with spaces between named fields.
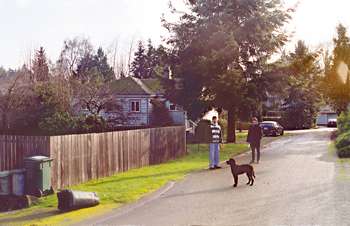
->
xmin=78 ymin=128 xmax=350 ymax=226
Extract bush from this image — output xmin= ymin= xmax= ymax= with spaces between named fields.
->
xmin=39 ymin=112 xmax=78 ymax=135
xmin=337 ymin=112 xmax=350 ymax=134
xmin=335 ymin=131 xmax=350 ymax=158
xmin=39 ymin=112 xmax=110 ymax=135
xmin=337 ymin=146 xmax=350 ymax=158
xmin=280 ymin=110 xmax=315 ymax=129
xmin=150 ymin=99 xmax=173 ymax=127
xmin=83 ymin=115 xmax=108 ymax=133
xmin=335 ymin=111 xmax=350 ymax=158
xmin=335 ymin=131 xmax=350 ymax=149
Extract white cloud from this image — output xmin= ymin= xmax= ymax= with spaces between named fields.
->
xmin=15 ymin=0 xmax=30 ymax=9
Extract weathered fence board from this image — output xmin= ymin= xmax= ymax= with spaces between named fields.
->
xmin=0 ymin=126 xmax=186 ymax=189
xmin=0 ymin=135 xmax=50 ymax=171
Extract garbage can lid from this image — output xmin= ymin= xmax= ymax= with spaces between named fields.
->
xmin=24 ymin=156 xmax=52 ymax=162
xmin=0 ymin=170 xmax=11 ymax=177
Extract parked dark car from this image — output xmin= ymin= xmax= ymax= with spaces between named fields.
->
xmin=327 ymin=119 xmax=337 ymax=128
xmin=260 ymin=121 xmax=284 ymax=136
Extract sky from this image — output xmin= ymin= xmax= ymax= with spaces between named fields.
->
xmin=0 ymin=0 xmax=350 ymax=69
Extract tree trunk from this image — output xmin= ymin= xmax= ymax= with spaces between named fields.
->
xmin=227 ymin=109 xmax=236 ymax=143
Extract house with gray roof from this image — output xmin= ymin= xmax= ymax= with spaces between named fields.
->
xmin=316 ymin=105 xmax=338 ymax=126
xmin=106 ymin=77 xmax=186 ymax=127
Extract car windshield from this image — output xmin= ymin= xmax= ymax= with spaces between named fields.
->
xmin=260 ymin=123 xmax=275 ymax=128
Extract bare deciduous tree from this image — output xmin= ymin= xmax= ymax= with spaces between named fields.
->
xmin=0 ymin=71 xmax=33 ymax=131
xmin=127 ymin=37 xmax=135 ymax=76
xmin=57 ymin=37 xmax=94 ymax=78
xmin=73 ymin=77 xmax=119 ymax=117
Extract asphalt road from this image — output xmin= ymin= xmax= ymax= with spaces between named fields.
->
xmin=78 ymin=128 xmax=350 ymax=226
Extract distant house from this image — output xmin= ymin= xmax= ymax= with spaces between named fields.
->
xmin=105 ymin=77 xmax=187 ymax=127
xmin=316 ymin=105 xmax=338 ymax=126
xmin=262 ymin=93 xmax=283 ymax=120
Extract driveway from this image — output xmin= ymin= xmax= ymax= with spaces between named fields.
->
xmin=78 ymin=127 xmax=350 ymax=226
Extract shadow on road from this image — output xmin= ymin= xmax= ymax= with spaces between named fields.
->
xmin=0 ymin=209 xmax=59 ymax=224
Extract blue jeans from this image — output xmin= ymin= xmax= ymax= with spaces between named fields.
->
xmin=209 ymin=143 xmax=220 ymax=168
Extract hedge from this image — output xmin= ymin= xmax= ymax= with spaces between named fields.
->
xmin=336 ymin=112 xmax=350 ymax=158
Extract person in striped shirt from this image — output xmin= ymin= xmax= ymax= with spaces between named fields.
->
xmin=209 ymin=116 xmax=223 ymax=170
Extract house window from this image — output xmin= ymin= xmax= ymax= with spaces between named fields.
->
xmin=131 ymin=101 xmax=140 ymax=112
xmin=169 ymin=104 xmax=176 ymax=111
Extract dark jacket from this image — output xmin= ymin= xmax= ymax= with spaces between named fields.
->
xmin=247 ymin=124 xmax=262 ymax=144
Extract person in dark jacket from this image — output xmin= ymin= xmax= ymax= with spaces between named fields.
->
xmin=247 ymin=117 xmax=263 ymax=164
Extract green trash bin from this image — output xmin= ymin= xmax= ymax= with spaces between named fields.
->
xmin=24 ymin=156 xmax=54 ymax=197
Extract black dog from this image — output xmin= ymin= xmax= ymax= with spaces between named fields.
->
xmin=226 ymin=158 xmax=255 ymax=187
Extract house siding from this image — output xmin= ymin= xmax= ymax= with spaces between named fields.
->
xmin=316 ymin=113 xmax=338 ymax=125
xmin=165 ymin=100 xmax=186 ymax=125
xmin=149 ymin=99 xmax=186 ymax=125
xmin=316 ymin=105 xmax=338 ymax=126
xmin=115 ymin=95 xmax=151 ymax=126
xmin=169 ymin=111 xmax=186 ymax=125
xmin=106 ymin=94 xmax=186 ymax=127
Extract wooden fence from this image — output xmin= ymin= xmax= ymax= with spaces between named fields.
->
xmin=0 ymin=136 xmax=50 ymax=171
xmin=0 ymin=126 xmax=186 ymax=189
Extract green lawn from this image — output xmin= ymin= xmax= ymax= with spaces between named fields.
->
xmin=0 ymin=134 xmax=249 ymax=226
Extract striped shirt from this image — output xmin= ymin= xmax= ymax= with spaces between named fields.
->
xmin=210 ymin=123 xmax=222 ymax=143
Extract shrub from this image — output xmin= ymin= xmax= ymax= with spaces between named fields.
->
xmin=84 ymin=115 xmax=108 ymax=133
xmin=337 ymin=112 xmax=350 ymax=134
xmin=337 ymin=146 xmax=350 ymax=158
xmin=335 ymin=111 xmax=350 ymax=158
xmin=150 ymin=99 xmax=173 ymax=127
xmin=335 ymin=131 xmax=350 ymax=158
xmin=39 ymin=112 xmax=77 ymax=135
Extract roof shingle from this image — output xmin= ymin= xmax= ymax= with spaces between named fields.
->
xmin=111 ymin=77 xmax=165 ymax=96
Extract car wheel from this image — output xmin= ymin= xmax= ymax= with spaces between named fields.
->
xmin=281 ymin=130 xmax=284 ymax=136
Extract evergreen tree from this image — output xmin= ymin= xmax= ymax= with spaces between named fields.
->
xmin=333 ymin=24 xmax=350 ymax=66
xmin=131 ymin=41 xmax=147 ymax=78
xmin=76 ymin=47 xmax=115 ymax=82
xmin=93 ymin=47 xmax=115 ymax=81
xmin=155 ymin=45 xmax=171 ymax=78
xmin=164 ymin=0 xmax=292 ymax=142
xmin=145 ymin=39 xmax=156 ymax=78
xmin=76 ymin=53 xmax=94 ymax=81
xmin=281 ymin=41 xmax=322 ymax=129
xmin=32 ymin=47 xmax=49 ymax=82
xmin=323 ymin=24 xmax=350 ymax=114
